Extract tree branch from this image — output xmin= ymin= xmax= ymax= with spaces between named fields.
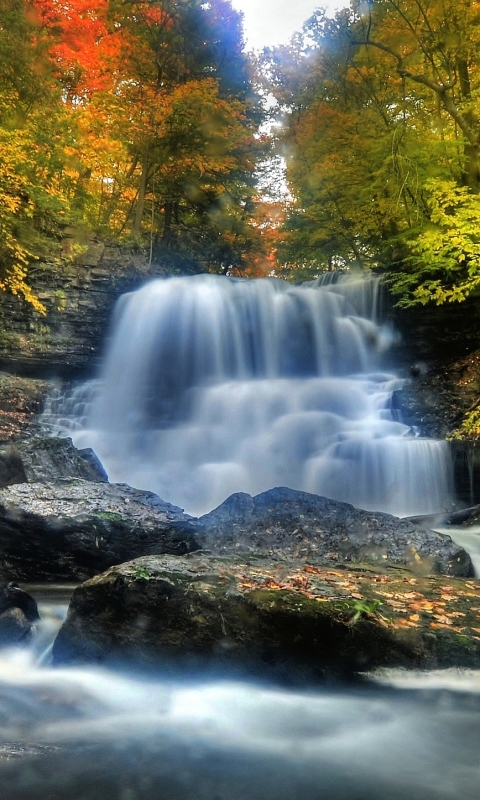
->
xmin=350 ymin=38 xmax=479 ymax=147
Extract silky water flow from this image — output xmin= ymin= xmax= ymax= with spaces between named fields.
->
xmin=43 ymin=272 xmax=452 ymax=518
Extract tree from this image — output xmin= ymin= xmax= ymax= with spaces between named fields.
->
xmin=33 ymin=0 xmax=265 ymax=273
xmin=267 ymin=1 xmax=480 ymax=303
xmin=0 ymin=0 xmax=79 ymax=311
xmin=0 ymin=0 xmax=267 ymax=297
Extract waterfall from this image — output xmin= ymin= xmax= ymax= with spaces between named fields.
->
xmin=49 ymin=272 xmax=452 ymax=518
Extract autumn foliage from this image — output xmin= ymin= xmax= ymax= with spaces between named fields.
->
xmin=0 ymin=0 xmax=268 ymax=307
xmin=268 ymin=0 xmax=480 ymax=303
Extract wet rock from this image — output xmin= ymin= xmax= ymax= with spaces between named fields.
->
xmin=0 ymin=436 xmax=107 ymax=490
xmin=14 ymin=437 xmax=107 ymax=484
xmin=195 ymin=487 xmax=473 ymax=577
xmin=0 ymin=481 xmax=199 ymax=582
xmin=0 ymin=582 xmax=39 ymax=621
xmin=52 ymin=553 xmax=480 ymax=675
xmin=0 ymin=581 xmax=38 ymax=645
xmin=0 ymin=607 xmax=32 ymax=645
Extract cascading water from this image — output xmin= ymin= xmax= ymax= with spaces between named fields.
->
xmin=44 ymin=272 xmax=452 ymax=518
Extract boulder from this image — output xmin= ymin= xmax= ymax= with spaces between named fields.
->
xmin=0 ymin=607 xmax=32 ymax=645
xmin=0 ymin=582 xmax=39 ymax=621
xmin=0 ymin=582 xmax=39 ymax=646
xmin=0 ymin=480 xmax=199 ymax=582
xmin=0 ymin=436 xmax=107 ymax=488
xmin=195 ymin=488 xmax=473 ymax=577
xmin=52 ymin=552 xmax=480 ymax=676
xmin=0 ymin=482 xmax=470 ymax=583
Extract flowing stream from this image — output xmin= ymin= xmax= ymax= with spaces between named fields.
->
xmin=42 ymin=272 xmax=452 ymax=518
xmin=0 ymin=590 xmax=480 ymax=799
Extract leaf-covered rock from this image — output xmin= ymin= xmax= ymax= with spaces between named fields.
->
xmin=52 ymin=553 xmax=480 ymax=677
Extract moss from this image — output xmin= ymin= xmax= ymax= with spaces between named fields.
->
xmin=246 ymin=589 xmax=348 ymax=619
xmin=94 ymin=512 xmax=123 ymax=523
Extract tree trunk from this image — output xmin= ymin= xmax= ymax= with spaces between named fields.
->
xmin=162 ymin=200 xmax=173 ymax=245
xmin=134 ymin=153 xmax=149 ymax=234
xmin=456 ymin=59 xmax=480 ymax=192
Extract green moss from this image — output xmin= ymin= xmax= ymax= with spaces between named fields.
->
xmin=94 ymin=512 xmax=123 ymax=522
xmin=246 ymin=589 xmax=347 ymax=618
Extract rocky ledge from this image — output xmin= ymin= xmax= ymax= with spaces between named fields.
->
xmin=52 ymin=552 xmax=480 ymax=678
xmin=196 ymin=488 xmax=472 ymax=577
xmin=0 ymin=481 xmax=198 ymax=582
xmin=0 ymin=481 xmax=472 ymax=582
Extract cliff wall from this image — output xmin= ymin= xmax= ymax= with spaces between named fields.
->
xmin=0 ymin=235 xmax=165 ymax=379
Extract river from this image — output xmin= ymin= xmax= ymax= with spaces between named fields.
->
xmin=0 ymin=586 xmax=480 ymax=799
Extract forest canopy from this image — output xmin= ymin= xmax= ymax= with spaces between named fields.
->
xmin=2 ymin=0 xmax=480 ymax=307
xmin=0 ymin=0 xmax=268 ymax=307
xmin=267 ymin=0 xmax=480 ymax=305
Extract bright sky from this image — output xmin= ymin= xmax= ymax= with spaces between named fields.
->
xmin=231 ymin=0 xmax=342 ymax=50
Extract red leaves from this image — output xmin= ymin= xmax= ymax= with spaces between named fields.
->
xmin=32 ymin=0 xmax=122 ymax=98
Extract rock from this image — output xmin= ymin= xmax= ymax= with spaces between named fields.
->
xmin=195 ymin=487 xmax=473 ymax=577
xmin=0 ymin=481 xmax=469 ymax=583
xmin=0 ymin=480 xmax=199 ymax=582
xmin=0 ymin=436 xmax=107 ymax=490
xmin=0 ymin=582 xmax=38 ymax=645
xmin=14 ymin=437 xmax=107 ymax=484
xmin=0 ymin=582 xmax=39 ymax=621
xmin=0 ymin=607 xmax=32 ymax=645
xmin=52 ymin=553 xmax=480 ymax=676
xmin=0 ymin=247 xmax=163 ymax=378
xmin=0 ymin=373 xmax=49 ymax=443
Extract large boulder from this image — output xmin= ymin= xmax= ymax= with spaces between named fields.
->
xmin=195 ymin=488 xmax=473 ymax=577
xmin=52 ymin=552 xmax=480 ymax=675
xmin=0 ymin=480 xmax=199 ymax=582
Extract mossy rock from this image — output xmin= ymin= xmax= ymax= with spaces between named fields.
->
xmin=53 ymin=553 xmax=480 ymax=679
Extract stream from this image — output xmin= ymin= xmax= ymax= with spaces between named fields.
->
xmin=0 ymin=586 xmax=480 ymax=799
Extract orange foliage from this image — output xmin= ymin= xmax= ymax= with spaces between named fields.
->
xmin=32 ymin=0 xmax=122 ymax=97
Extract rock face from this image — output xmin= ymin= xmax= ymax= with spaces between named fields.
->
xmin=0 ymin=244 xmax=156 ymax=378
xmin=0 ymin=373 xmax=49 ymax=443
xmin=196 ymin=488 xmax=473 ymax=577
xmin=0 ymin=480 xmax=199 ymax=582
xmin=52 ymin=552 xmax=480 ymax=675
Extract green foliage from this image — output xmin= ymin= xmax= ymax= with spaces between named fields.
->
xmin=134 ymin=566 xmax=152 ymax=581
xmin=348 ymin=598 xmax=383 ymax=624
xmin=389 ymin=181 xmax=480 ymax=306
xmin=447 ymin=409 xmax=480 ymax=440
xmin=267 ymin=0 xmax=480 ymax=295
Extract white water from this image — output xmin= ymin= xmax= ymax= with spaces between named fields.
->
xmin=43 ymin=272 xmax=452 ymax=518
xmin=435 ymin=525 xmax=480 ymax=575
xmin=1 ymin=615 xmax=480 ymax=799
